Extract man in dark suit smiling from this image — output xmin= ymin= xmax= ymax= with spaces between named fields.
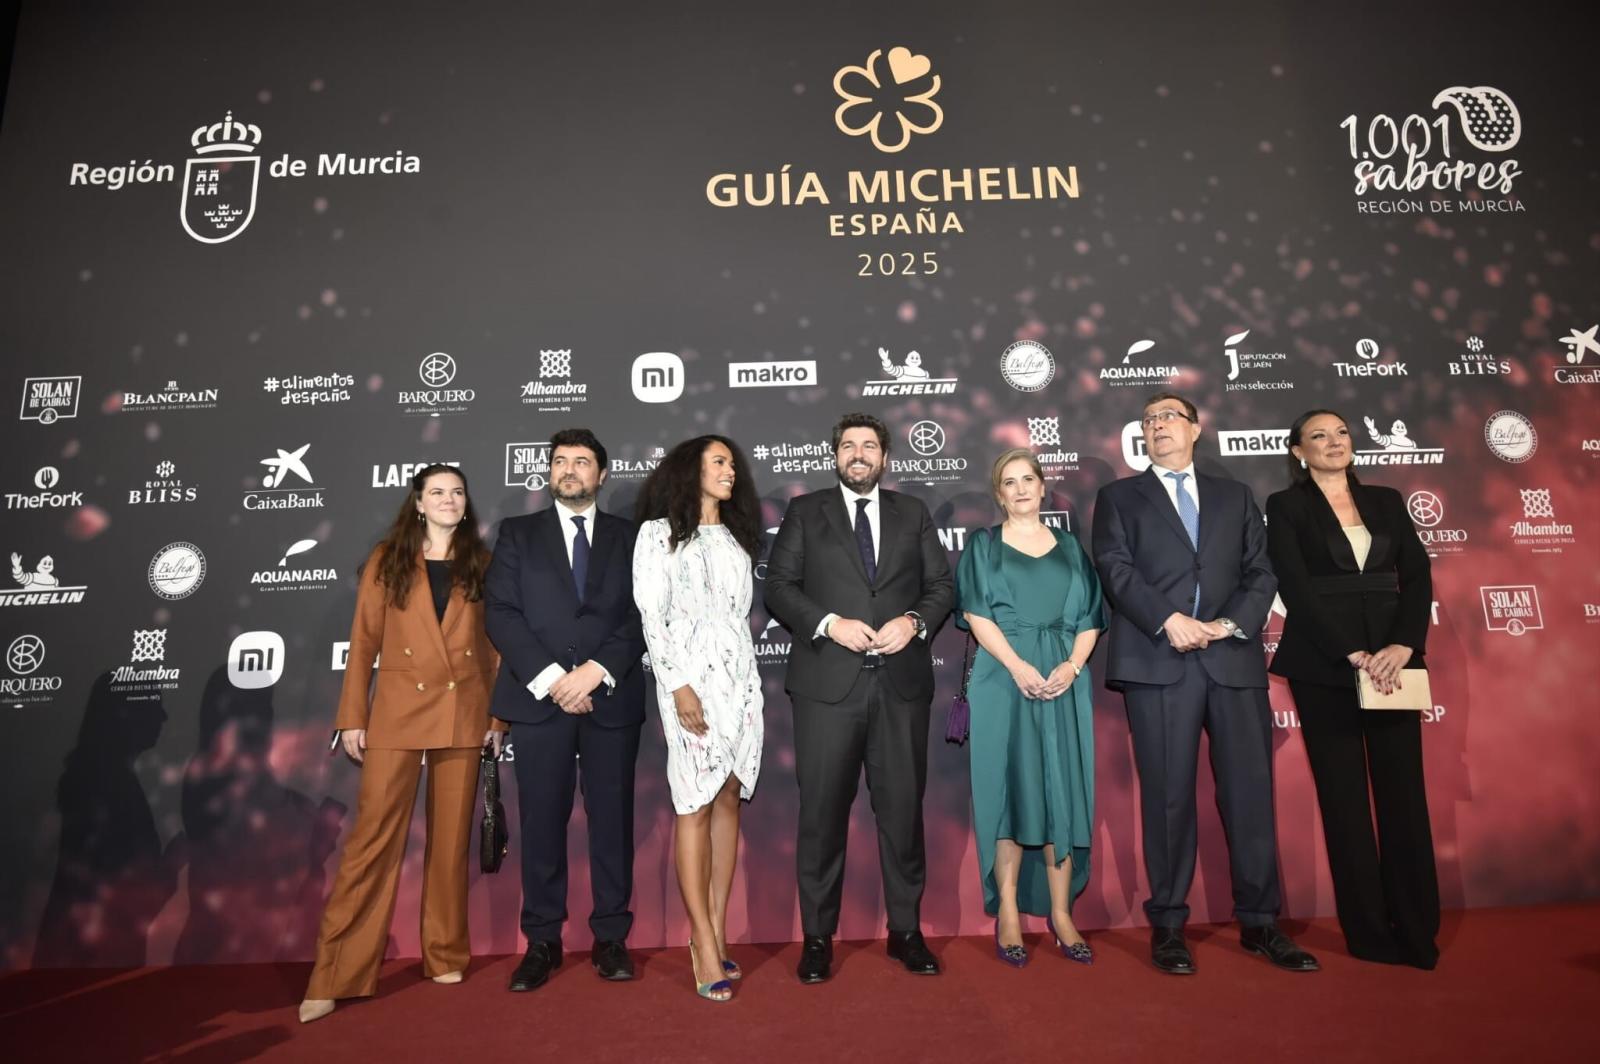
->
xmin=1091 ymin=393 xmax=1317 ymax=976
xmin=765 ymin=412 xmax=954 ymax=983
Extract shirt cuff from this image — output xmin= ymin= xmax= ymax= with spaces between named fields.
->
xmin=814 ymin=613 xmax=839 ymax=641
xmin=528 ymin=662 xmax=567 ymax=701
xmin=593 ymin=663 xmax=615 ymax=689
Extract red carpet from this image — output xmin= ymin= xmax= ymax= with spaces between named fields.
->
xmin=4 ymin=905 xmax=1597 ymax=1063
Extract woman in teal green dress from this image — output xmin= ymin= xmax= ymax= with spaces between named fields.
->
xmin=956 ymin=448 xmax=1104 ymax=967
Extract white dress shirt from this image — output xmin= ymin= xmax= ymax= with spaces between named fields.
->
xmin=529 ymin=501 xmax=615 ymax=699
xmin=1153 ymin=461 xmax=1200 ymax=520
xmin=814 ymin=482 xmax=923 ymax=642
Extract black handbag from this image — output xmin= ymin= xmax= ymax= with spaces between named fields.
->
xmin=944 ymin=632 xmax=975 ymax=745
xmin=478 ymin=743 xmax=508 ymax=874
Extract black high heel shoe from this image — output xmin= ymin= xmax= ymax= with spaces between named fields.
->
xmin=994 ymin=920 xmax=1029 ymax=968
xmin=1047 ymin=913 xmax=1094 ymax=965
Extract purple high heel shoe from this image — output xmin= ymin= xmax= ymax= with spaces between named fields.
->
xmin=1047 ymin=914 xmax=1094 ymax=965
xmin=994 ymin=920 xmax=1029 ymax=968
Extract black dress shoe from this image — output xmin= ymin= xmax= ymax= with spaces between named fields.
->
xmin=886 ymin=930 xmax=940 ymax=975
xmin=1241 ymin=924 xmax=1320 ymax=972
xmin=591 ymin=939 xmax=635 ymax=981
xmin=1150 ymin=927 xmax=1196 ymax=975
xmin=508 ymin=940 xmax=562 ymax=992
xmin=797 ymin=935 xmax=832 ymax=984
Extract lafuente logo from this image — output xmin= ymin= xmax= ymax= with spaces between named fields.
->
xmin=68 ymin=110 xmax=424 ymax=244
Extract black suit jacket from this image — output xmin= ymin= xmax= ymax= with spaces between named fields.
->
xmin=1265 ymin=478 xmax=1432 ymax=688
xmin=1091 ymin=467 xmax=1277 ymax=690
xmin=764 ymin=487 xmax=954 ymax=704
xmin=484 ymin=505 xmax=646 ymax=727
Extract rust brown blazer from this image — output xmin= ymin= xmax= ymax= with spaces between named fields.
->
xmin=334 ymin=548 xmax=502 ymax=749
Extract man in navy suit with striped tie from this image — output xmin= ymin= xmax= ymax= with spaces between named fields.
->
xmin=1091 ymin=393 xmax=1317 ymax=976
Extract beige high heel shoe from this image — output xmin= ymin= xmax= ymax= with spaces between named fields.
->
xmin=431 ymin=971 xmax=463 ymax=984
xmin=298 ymin=998 xmax=335 ymax=1024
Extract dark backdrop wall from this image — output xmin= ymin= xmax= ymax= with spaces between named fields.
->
xmin=2 ymin=0 xmax=1596 ymax=969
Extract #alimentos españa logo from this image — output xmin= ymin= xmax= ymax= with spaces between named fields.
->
xmin=69 ymin=110 xmax=423 ymax=244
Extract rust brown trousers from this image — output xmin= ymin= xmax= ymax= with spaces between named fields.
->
xmin=306 ymin=550 xmax=502 ymax=1000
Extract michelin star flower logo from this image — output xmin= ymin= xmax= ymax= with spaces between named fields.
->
xmin=834 ymin=47 xmax=943 ymax=154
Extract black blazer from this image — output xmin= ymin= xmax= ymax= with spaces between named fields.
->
xmin=484 ymin=506 xmax=646 ymax=727
xmin=764 ymin=487 xmax=955 ymax=704
xmin=1091 ymin=468 xmax=1277 ymax=690
xmin=1265 ymin=478 xmax=1431 ymax=688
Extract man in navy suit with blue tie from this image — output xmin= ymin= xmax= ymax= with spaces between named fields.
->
xmin=485 ymin=428 xmax=646 ymax=992
xmin=1091 ymin=393 xmax=1317 ymax=976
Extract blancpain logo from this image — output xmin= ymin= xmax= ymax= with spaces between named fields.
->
xmin=119 ymin=379 xmax=220 ymax=412
xmin=1101 ymin=340 xmax=1179 ymax=388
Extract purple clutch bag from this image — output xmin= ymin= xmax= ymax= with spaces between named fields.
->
xmin=945 ymin=633 xmax=974 ymax=745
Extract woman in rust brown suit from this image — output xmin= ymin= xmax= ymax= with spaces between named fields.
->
xmin=300 ymin=464 xmax=503 ymax=1023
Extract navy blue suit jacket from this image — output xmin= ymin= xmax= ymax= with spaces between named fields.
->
xmin=484 ymin=505 xmax=646 ymax=728
xmin=1091 ymin=467 xmax=1277 ymax=690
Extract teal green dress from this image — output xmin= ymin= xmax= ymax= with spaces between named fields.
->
xmin=955 ymin=525 xmax=1105 ymax=917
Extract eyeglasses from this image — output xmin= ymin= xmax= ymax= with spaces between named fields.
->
xmin=1141 ymin=409 xmax=1196 ymax=428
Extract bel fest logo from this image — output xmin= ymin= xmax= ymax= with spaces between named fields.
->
xmin=69 ymin=110 xmax=423 ymax=244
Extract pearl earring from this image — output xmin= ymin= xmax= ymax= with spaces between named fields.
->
xmin=1299 ymin=458 xmax=1307 ymax=470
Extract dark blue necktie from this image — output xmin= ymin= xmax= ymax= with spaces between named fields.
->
xmin=854 ymin=497 xmax=877 ymax=584
xmin=570 ymin=514 xmax=589 ymax=603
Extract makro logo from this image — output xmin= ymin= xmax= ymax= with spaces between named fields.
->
xmin=506 ymin=441 xmax=552 ymax=490
xmin=864 ymin=349 xmax=957 ymax=396
xmin=632 ymin=352 xmax=684 ymax=403
xmin=7 ymin=466 xmax=83 ymax=511
xmin=19 ymin=376 xmax=81 ymax=424
xmin=228 ymin=631 xmax=284 ymax=689
xmin=1102 ymin=340 xmax=1178 ymax=388
xmin=728 ymin=360 xmax=818 ymax=388
xmin=69 ymin=110 xmax=424 ymax=244
xmin=1556 ymin=325 xmax=1600 ymax=384
xmin=1333 ymin=338 xmax=1407 ymax=377
xmin=244 ymin=444 xmax=325 ymax=511
xmin=1218 ymin=429 xmax=1289 ymax=458
xmin=1480 ymin=585 xmax=1543 ymax=636
xmin=1356 ymin=416 xmax=1444 ymax=466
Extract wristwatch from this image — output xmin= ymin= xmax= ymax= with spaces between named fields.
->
xmin=904 ymin=611 xmax=927 ymax=637
xmin=1216 ymin=617 xmax=1246 ymax=640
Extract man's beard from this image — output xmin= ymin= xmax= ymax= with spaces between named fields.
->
xmin=836 ymin=460 xmax=883 ymax=493
xmin=553 ymin=478 xmax=595 ymax=505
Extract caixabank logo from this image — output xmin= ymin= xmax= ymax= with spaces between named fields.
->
xmin=69 ymin=110 xmax=423 ymax=244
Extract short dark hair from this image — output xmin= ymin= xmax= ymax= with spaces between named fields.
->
xmin=549 ymin=427 xmax=608 ymax=469
xmin=831 ymin=412 xmax=890 ymax=455
xmin=1143 ymin=392 xmax=1198 ymax=422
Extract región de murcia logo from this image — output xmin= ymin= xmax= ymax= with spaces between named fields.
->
xmin=69 ymin=110 xmax=423 ymax=244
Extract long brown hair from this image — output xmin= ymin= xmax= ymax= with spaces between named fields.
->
xmin=367 ymin=463 xmax=490 ymax=607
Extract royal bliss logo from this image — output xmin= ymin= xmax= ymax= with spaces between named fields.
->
xmin=69 ymin=110 xmax=423 ymax=245
xmin=118 ymin=378 xmax=219 ymax=412
xmin=1102 ymin=340 xmax=1179 ymax=388
xmin=864 ymin=348 xmax=957 ymax=396
xmin=521 ymin=349 xmax=590 ymax=412
xmin=728 ymin=360 xmax=819 ymax=388
xmin=19 ymin=376 xmax=81 ymax=424
xmin=6 ymin=466 xmax=82 ymax=511
xmin=399 ymin=353 xmax=476 ymax=417
xmin=1481 ymin=585 xmax=1543 ymax=636
xmin=1450 ymin=335 xmax=1512 ymax=376
xmin=262 ymin=372 xmax=354 ymax=406
xmin=244 ymin=444 xmax=324 ymax=510
xmin=1406 ymin=490 xmax=1468 ymax=557
xmin=128 ymin=460 xmax=198 ymax=505
xmin=251 ymin=539 xmax=337 ymax=593
xmin=3 ymin=552 xmax=86 ymax=607
xmin=1222 ymin=331 xmax=1292 ymax=391
xmin=1356 ymin=416 xmax=1444 ymax=466
xmin=1001 ymin=341 xmax=1054 ymax=392
xmin=148 ymin=542 xmax=206 ymax=600
xmin=1343 ymin=85 xmax=1524 ymax=215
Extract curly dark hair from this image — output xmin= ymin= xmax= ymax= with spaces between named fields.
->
xmin=368 ymin=463 xmax=490 ymax=607
xmin=634 ymin=436 xmax=761 ymax=560
xmin=831 ymin=412 xmax=890 ymax=455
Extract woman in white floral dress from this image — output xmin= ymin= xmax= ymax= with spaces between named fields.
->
xmin=632 ymin=435 xmax=763 ymax=1002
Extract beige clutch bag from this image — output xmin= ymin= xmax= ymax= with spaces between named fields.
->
xmin=1356 ymin=668 xmax=1432 ymax=711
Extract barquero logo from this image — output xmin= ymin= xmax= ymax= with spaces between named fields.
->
xmin=181 ymin=111 xmax=263 ymax=244
xmin=834 ymin=47 xmax=943 ymax=154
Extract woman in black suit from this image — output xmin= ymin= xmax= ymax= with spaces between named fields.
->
xmin=1265 ymin=409 xmax=1440 ymax=969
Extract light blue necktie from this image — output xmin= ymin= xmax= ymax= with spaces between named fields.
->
xmin=1165 ymin=471 xmax=1201 ymax=613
